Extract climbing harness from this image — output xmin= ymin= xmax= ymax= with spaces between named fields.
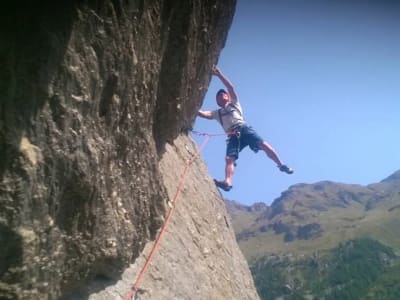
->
xmin=228 ymin=128 xmax=241 ymax=159
xmin=124 ymin=131 xmax=217 ymax=300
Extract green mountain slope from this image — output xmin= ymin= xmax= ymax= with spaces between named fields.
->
xmin=226 ymin=170 xmax=400 ymax=299
xmin=251 ymin=238 xmax=400 ymax=300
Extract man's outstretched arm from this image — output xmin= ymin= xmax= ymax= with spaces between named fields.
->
xmin=198 ymin=110 xmax=213 ymax=120
xmin=212 ymin=66 xmax=238 ymax=101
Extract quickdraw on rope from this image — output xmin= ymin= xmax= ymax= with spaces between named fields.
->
xmin=124 ymin=131 xmax=216 ymax=300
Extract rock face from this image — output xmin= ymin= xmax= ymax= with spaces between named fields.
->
xmin=88 ymin=135 xmax=259 ymax=299
xmin=0 ymin=1 xmax=259 ymax=299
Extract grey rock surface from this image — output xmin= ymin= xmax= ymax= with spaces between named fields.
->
xmin=1 ymin=0 xmax=258 ymax=299
xmin=88 ymin=135 xmax=259 ymax=299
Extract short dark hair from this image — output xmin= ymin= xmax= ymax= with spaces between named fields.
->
xmin=216 ymin=89 xmax=227 ymax=98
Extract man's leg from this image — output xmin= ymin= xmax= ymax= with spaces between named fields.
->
xmin=225 ymin=155 xmax=236 ymax=186
xmin=259 ymin=141 xmax=283 ymax=166
xmin=214 ymin=155 xmax=235 ymax=192
xmin=259 ymin=141 xmax=294 ymax=174
xmin=215 ymin=134 xmax=241 ymax=191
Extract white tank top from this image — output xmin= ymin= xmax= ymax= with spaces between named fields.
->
xmin=211 ymin=100 xmax=245 ymax=132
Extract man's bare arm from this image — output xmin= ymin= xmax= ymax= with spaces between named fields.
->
xmin=198 ymin=110 xmax=213 ymax=120
xmin=212 ymin=66 xmax=238 ymax=101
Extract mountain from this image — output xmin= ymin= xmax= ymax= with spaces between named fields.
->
xmin=1 ymin=1 xmax=259 ymax=299
xmin=226 ymin=171 xmax=400 ymax=299
xmin=381 ymin=169 xmax=400 ymax=183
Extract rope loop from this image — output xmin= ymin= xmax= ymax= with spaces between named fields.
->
xmin=191 ymin=129 xmax=228 ymax=137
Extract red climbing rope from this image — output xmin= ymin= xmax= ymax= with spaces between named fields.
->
xmin=124 ymin=132 xmax=212 ymax=300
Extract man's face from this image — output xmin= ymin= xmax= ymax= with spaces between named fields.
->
xmin=216 ymin=92 xmax=230 ymax=107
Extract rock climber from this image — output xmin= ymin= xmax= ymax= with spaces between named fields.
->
xmin=197 ymin=65 xmax=293 ymax=192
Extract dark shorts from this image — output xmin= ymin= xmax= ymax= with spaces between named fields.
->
xmin=226 ymin=124 xmax=263 ymax=160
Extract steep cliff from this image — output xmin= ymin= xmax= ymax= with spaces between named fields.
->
xmin=88 ymin=135 xmax=259 ymax=299
xmin=0 ymin=1 xmax=258 ymax=299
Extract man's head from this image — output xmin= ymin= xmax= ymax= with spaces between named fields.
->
xmin=216 ymin=89 xmax=230 ymax=107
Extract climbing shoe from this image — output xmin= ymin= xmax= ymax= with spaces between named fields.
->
xmin=279 ymin=164 xmax=294 ymax=174
xmin=214 ymin=179 xmax=232 ymax=192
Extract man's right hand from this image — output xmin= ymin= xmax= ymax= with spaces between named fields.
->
xmin=211 ymin=65 xmax=238 ymax=101
xmin=212 ymin=65 xmax=222 ymax=77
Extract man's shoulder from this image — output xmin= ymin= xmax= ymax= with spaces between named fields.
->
xmin=229 ymin=99 xmax=241 ymax=108
xmin=230 ymin=96 xmax=240 ymax=104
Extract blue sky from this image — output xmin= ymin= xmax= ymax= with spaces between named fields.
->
xmin=193 ymin=0 xmax=400 ymax=205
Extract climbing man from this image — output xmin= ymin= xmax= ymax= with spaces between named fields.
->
xmin=197 ymin=65 xmax=293 ymax=192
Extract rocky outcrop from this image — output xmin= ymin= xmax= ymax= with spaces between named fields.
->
xmin=87 ymin=135 xmax=259 ymax=299
xmin=0 ymin=1 xmax=258 ymax=299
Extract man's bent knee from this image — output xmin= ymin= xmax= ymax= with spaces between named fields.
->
xmin=225 ymin=156 xmax=236 ymax=164
xmin=260 ymin=141 xmax=275 ymax=151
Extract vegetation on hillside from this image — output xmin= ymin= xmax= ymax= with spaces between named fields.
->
xmin=251 ymin=238 xmax=400 ymax=300
xmin=227 ymin=172 xmax=400 ymax=299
